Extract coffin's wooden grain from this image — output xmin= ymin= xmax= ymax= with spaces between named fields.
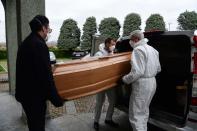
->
xmin=53 ymin=52 xmax=131 ymax=100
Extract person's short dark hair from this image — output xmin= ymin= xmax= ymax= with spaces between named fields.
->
xmin=29 ymin=15 xmax=49 ymax=33
xmin=104 ymin=38 xmax=113 ymax=46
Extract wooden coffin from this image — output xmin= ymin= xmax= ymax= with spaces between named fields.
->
xmin=53 ymin=52 xmax=131 ymax=100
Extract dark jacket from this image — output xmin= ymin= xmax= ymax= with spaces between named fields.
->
xmin=15 ymin=32 xmax=63 ymax=107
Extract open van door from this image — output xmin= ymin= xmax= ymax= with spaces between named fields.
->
xmin=145 ymin=31 xmax=193 ymax=127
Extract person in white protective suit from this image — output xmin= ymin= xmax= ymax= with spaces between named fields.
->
xmin=93 ymin=38 xmax=119 ymax=130
xmin=121 ymin=30 xmax=161 ymax=131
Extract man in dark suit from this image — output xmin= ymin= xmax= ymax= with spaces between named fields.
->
xmin=15 ymin=15 xmax=63 ymax=131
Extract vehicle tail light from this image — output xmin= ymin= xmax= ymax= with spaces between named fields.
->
xmin=192 ymin=75 xmax=197 ymax=105
xmin=194 ymin=36 xmax=197 ymax=47
xmin=191 ymin=97 xmax=197 ymax=106
xmin=192 ymin=87 xmax=197 ymax=106
xmin=193 ymin=53 xmax=197 ymax=74
xmin=194 ymin=30 xmax=197 ymax=47
xmin=192 ymin=30 xmax=197 ymax=106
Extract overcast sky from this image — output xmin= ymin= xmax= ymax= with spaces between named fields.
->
xmin=0 ymin=0 xmax=197 ymax=42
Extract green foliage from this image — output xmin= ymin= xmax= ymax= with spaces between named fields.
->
xmin=177 ymin=11 xmax=197 ymax=30
xmin=81 ymin=17 xmax=97 ymax=51
xmin=74 ymin=46 xmax=82 ymax=51
xmin=49 ymin=47 xmax=72 ymax=58
xmin=145 ymin=14 xmax=166 ymax=32
xmin=0 ymin=65 xmax=5 ymax=72
xmin=0 ymin=50 xmax=7 ymax=59
xmin=99 ymin=17 xmax=121 ymax=40
xmin=57 ymin=19 xmax=81 ymax=51
xmin=123 ymin=13 xmax=141 ymax=36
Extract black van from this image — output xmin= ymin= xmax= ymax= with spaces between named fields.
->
xmin=114 ymin=31 xmax=197 ymax=131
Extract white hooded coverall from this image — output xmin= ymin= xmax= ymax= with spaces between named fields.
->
xmin=94 ymin=44 xmax=116 ymax=123
xmin=123 ymin=38 xmax=161 ymax=131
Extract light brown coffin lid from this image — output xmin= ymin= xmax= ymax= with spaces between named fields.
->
xmin=53 ymin=52 xmax=131 ymax=100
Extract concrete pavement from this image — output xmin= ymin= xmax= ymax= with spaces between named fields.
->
xmin=0 ymin=92 xmax=165 ymax=131
xmin=0 ymin=92 xmax=131 ymax=131
xmin=0 ymin=75 xmax=164 ymax=131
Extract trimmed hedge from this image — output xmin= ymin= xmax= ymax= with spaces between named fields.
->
xmin=49 ymin=48 xmax=72 ymax=58
xmin=0 ymin=48 xmax=72 ymax=59
xmin=0 ymin=50 xmax=7 ymax=60
xmin=0 ymin=65 xmax=5 ymax=72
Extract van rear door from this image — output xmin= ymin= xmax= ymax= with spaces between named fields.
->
xmin=145 ymin=31 xmax=193 ymax=127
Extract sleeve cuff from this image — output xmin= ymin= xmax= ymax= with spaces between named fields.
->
xmin=122 ymin=75 xmax=130 ymax=85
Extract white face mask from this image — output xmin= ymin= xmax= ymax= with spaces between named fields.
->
xmin=129 ymin=40 xmax=135 ymax=48
xmin=43 ymin=26 xmax=52 ymax=41
xmin=109 ymin=45 xmax=115 ymax=52
xmin=45 ymin=33 xmax=51 ymax=41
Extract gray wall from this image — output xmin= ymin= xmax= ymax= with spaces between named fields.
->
xmin=20 ymin=0 xmax=45 ymax=41
xmin=4 ymin=0 xmax=45 ymax=94
xmin=5 ymin=0 xmax=18 ymax=94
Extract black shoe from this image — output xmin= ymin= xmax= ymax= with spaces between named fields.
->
xmin=105 ymin=120 xmax=119 ymax=128
xmin=94 ymin=122 xmax=99 ymax=130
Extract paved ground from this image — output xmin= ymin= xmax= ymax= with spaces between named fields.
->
xmin=0 ymin=92 xmax=164 ymax=131
xmin=0 ymin=73 xmax=165 ymax=131
xmin=0 ymin=72 xmax=8 ymax=82
xmin=0 ymin=91 xmax=130 ymax=131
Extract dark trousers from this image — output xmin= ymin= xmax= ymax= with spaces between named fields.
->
xmin=21 ymin=100 xmax=46 ymax=131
